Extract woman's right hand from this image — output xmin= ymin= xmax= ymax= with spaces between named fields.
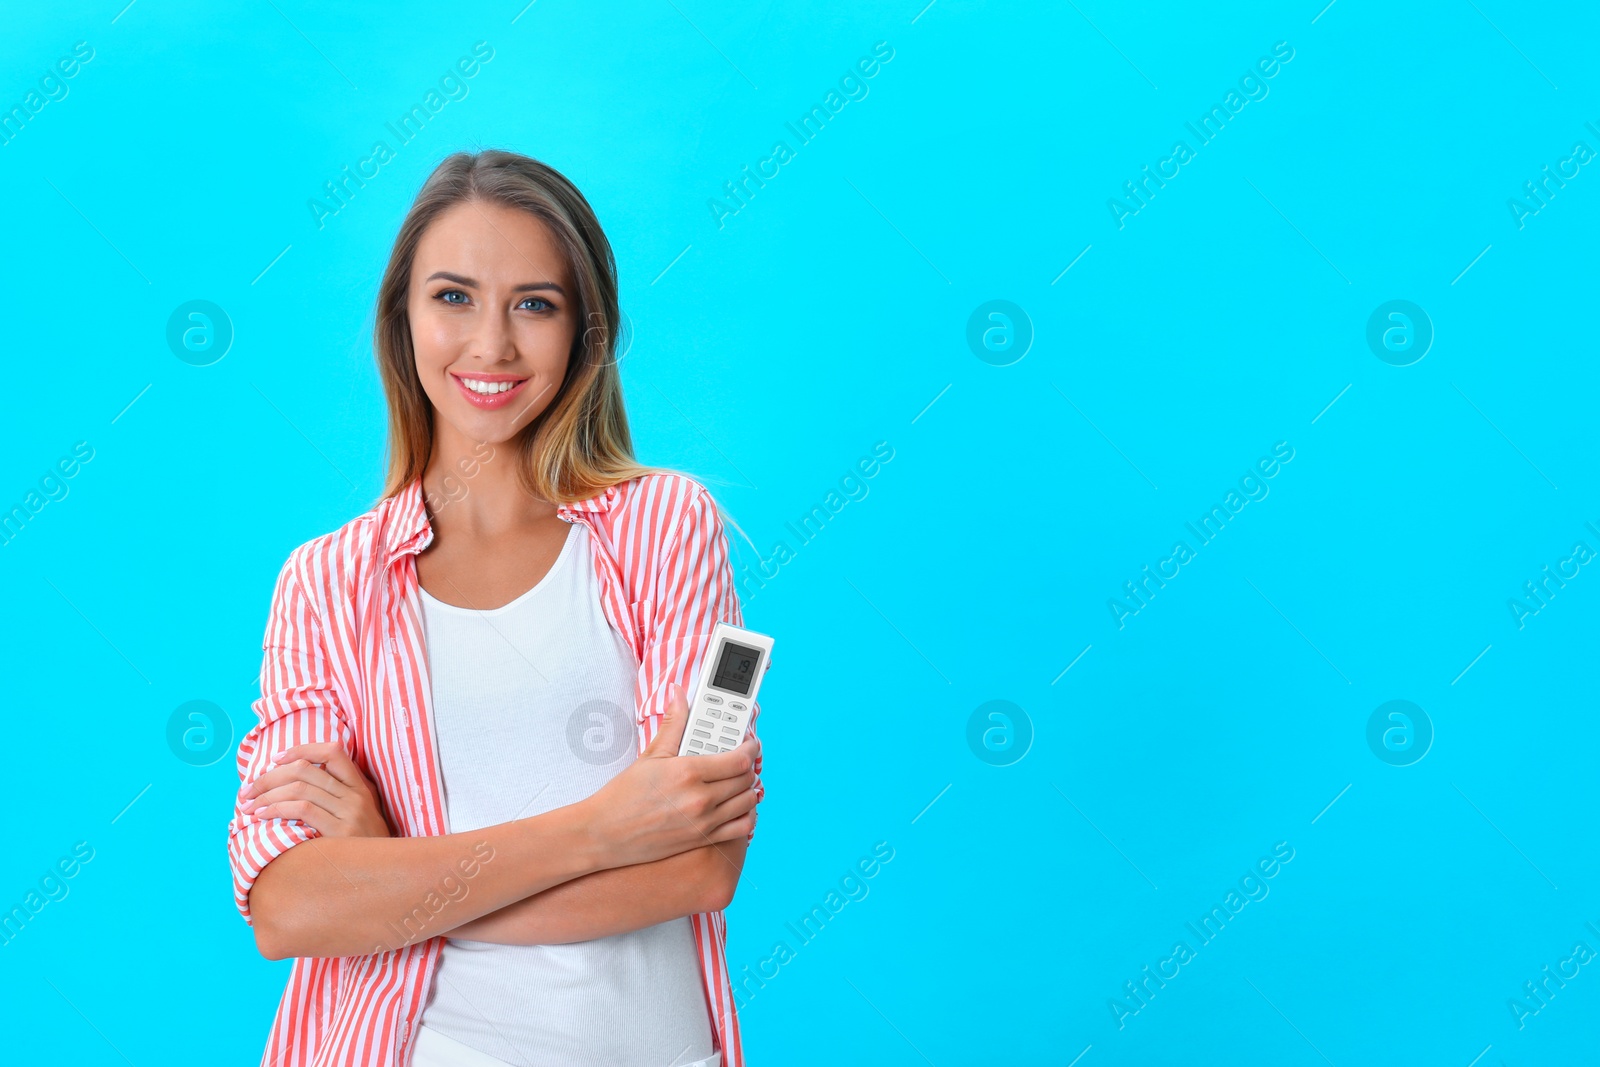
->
xmin=579 ymin=682 xmax=760 ymax=869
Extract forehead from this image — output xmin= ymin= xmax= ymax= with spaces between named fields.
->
xmin=413 ymin=199 xmax=570 ymax=286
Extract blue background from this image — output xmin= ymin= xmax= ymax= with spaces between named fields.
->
xmin=2 ymin=1 xmax=1597 ymax=1064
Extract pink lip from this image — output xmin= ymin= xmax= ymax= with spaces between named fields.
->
xmin=452 ymin=373 xmax=531 ymax=410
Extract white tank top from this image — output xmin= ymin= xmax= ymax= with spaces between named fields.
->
xmin=415 ymin=519 xmax=716 ymax=1067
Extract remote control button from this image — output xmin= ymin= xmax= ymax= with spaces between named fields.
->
xmin=705 ymin=709 xmax=722 ymax=720
xmin=692 ymin=728 xmax=711 ymax=739
xmin=728 ymin=701 xmax=747 ymax=711
xmin=705 ymin=695 xmax=723 ymax=704
xmin=693 ymin=718 xmax=714 ymax=731
xmin=687 ymin=740 xmax=703 ymax=751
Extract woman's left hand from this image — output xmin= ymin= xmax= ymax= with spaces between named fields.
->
xmin=239 ymin=741 xmax=394 ymax=838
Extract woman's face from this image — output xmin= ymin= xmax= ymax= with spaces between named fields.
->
xmin=407 ymin=198 xmax=575 ymax=450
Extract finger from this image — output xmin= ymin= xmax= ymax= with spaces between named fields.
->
xmin=689 ymin=737 xmax=759 ymax=782
xmin=707 ymin=779 xmax=760 ymax=825
xmin=642 ymin=682 xmax=691 ymax=759
xmin=702 ymin=767 xmax=757 ymax=808
xmin=250 ymin=781 xmax=341 ymax=815
xmin=267 ymin=742 xmax=366 ymax=790
xmin=706 ymin=810 xmax=757 ymax=843
xmin=251 ymin=798 xmax=338 ymax=829
xmin=241 ymin=745 xmax=346 ymax=799
xmin=242 ymin=759 xmax=347 ymax=803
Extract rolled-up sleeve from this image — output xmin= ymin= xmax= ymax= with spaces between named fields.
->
xmin=227 ymin=549 xmax=353 ymax=924
xmin=636 ymin=481 xmax=766 ymax=837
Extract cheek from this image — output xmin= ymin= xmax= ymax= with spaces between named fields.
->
xmin=411 ymin=309 xmax=462 ymax=361
xmin=518 ymin=334 xmax=573 ymax=385
xmin=524 ymin=315 xmax=573 ymax=362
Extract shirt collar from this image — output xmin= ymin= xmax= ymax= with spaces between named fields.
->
xmin=383 ymin=474 xmax=620 ymax=566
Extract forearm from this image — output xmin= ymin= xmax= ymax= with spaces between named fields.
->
xmin=248 ymin=801 xmax=604 ymax=959
xmin=453 ymin=838 xmax=749 ymax=945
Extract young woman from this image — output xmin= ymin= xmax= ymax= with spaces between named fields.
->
xmin=228 ymin=150 xmax=765 ymax=1067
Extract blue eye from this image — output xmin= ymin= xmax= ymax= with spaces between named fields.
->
xmin=433 ymin=289 xmax=554 ymax=312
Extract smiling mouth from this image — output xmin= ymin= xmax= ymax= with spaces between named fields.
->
xmin=451 ymin=374 xmax=532 ymax=408
xmin=459 ymin=377 xmax=523 ymax=395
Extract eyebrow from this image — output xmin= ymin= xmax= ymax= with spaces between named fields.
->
xmin=424 ymin=271 xmax=566 ymax=296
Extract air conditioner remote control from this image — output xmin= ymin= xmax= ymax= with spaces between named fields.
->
xmin=676 ymin=622 xmax=774 ymax=756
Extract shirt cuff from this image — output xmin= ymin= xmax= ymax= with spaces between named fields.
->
xmin=228 ymin=815 xmax=322 ymax=926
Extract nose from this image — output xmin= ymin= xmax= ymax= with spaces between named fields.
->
xmin=464 ymin=300 xmax=517 ymax=364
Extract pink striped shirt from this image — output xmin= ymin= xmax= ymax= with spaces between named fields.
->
xmin=229 ymin=471 xmax=764 ymax=1067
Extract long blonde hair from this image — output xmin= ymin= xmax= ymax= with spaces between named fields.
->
xmin=372 ymin=149 xmax=664 ymax=506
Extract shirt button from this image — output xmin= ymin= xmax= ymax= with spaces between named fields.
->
xmin=400 ymin=705 xmax=412 ymax=728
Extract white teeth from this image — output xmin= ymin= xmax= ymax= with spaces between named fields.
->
xmin=462 ymin=378 xmax=519 ymax=395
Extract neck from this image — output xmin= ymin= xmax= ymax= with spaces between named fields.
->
xmin=422 ymin=428 xmax=555 ymax=537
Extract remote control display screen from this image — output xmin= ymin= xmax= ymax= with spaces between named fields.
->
xmin=710 ymin=640 xmax=761 ymax=696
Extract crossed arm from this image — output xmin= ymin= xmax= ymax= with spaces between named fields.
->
xmin=452 ymin=837 xmax=748 ymax=944
xmin=237 ymin=484 xmax=760 ymax=954
xmin=240 ymin=736 xmax=750 ymax=948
